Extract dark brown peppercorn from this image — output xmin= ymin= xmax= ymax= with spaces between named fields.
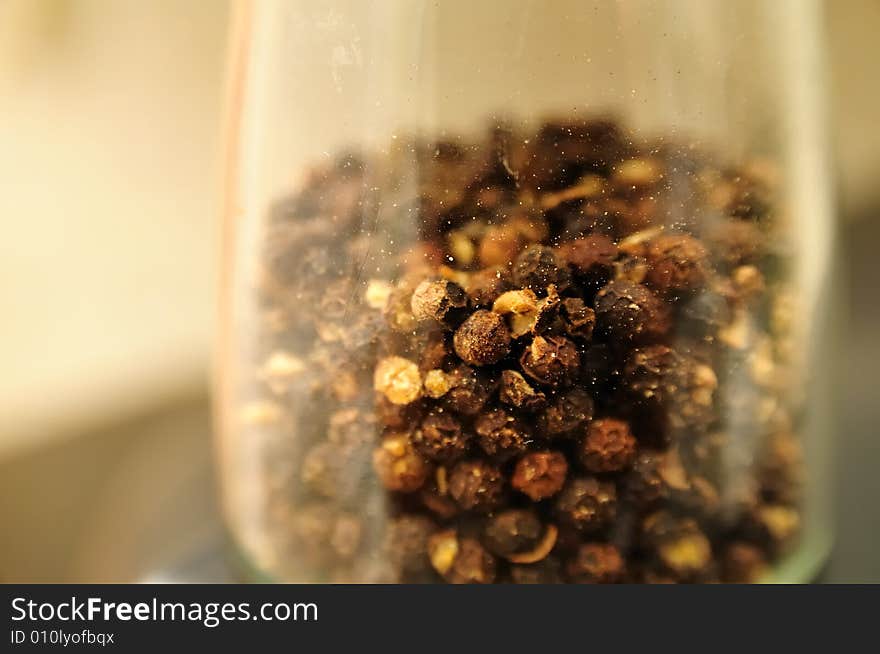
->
xmin=567 ymin=543 xmax=626 ymax=583
xmin=448 ymin=460 xmax=506 ymax=513
xmin=579 ymin=418 xmax=637 ymax=473
xmin=410 ymin=279 xmax=468 ymax=327
xmin=453 ymin=310 xmax=512 ymax=366
xmin=559 ymin=297 xmax=596 ymax=340
xmin=624 ymin=449 xmax=670 ymax=507
xmin=558 ymin=235 xmax=618 ymax=289
xmin=644 ymin=233 xmax=709 ymax=295
xmin=412 ymin=411 xmax=470 ymax=463
xmin=554 ymin=477 xmax=617 ymax=533
xmin=512 ymin=245 xmax=569 ymax=293
xmin=541 ymin=388 xmax=594 ymax=438
xmin=474 ymin=408 xmax=530 ymax=461
xmin=642 ymin=511 xmax=712 ymax=578
xmin=512 ymin=450 xmax=568 ymax=501
xmin=466 ymin=266 xmax=511 ymax=308
xmin=372 ymin=433 xmax=431 ymax=493
xmin=482 ymin=509 xmax=545 ymax=558
xmin=442 ymin=365 xmax=494 ymax=416
xmin=594 ymin=280 xmax=670 ymax=345
xmin=498 ymin=369 xmax=547 ymax=412
xmin=520 ymin=335 xmax=580 ymax=388
xmin=428 ymin=531 xmax=497 ymax=584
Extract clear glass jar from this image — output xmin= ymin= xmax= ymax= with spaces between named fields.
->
xmin=217 ymin=0 xmax=834 ymax=583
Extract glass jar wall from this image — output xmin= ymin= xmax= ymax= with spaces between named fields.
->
xmin=217 ymin=0 xmax=834 ymax=583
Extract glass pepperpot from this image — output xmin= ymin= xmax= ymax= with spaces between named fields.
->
xmin=217 ymin=0 xmax=834 ymax=583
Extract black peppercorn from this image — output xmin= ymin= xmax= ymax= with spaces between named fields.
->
xmin=482 ymin=509 xmax=545 ymax=558
xmin=567 ymin=543 xmax=626 ymax=583
xmin=594 ymin=280 xmax=670 ymax=345
xmin=644 ymin=233 xmax=709 ymax=295
xmin=428 ymin=531 xmax=497 ymax=584
xmin=512 ymin=245 xmax=569 ymax=293
xmin=579 ymin=418 xmax=637 ymax=473
xmin=498 ymin=369 xmax=547 ymax=412
xmin=554 ymin=477 xmax=617 ymax=533
xmin=412 ymin=411 xmax=470 ymax=463
xmin=442 ymin=365 xmax=495 ymax=416
xmin=559 ymin=297 xmax=596 ymax=340
xmin=410 ymin=279 xmax=468 ymax=327
xmin=474 ymin=408 xmax=530 ymax=461
xmin=558 ymin=234 xmax=618 ymax=290
xmin=520 ymin=335 xmax=580 ymax=388
xmin=512 ymin=450 xmax=568 ymax=501
xmin=541 ymin=388 xmax=594 ymax=438
xmin=448 ymin=460 xmax=506 ymax=513
xmin=372 ymin=433 xmax=431 ymax=493
xmin=453 ymin=310 xmax=512 ymax=366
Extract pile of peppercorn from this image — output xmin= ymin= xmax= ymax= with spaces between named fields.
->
xmin=245 ymin=118 xmax=803 ymax=583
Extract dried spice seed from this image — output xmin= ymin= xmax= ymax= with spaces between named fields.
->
xmin=559 ymin=297 xmax=595 ymax=340
xmin=453 ymin=310 xmax=512 ymax=366
xmin=579 ymin=418 xmax=637 ymax=473
xmin=512 ymin=245 xmax=569 ymax=293
xmin=372 ymin=433 xmax=431 ymax=493
xmin=512 ymin=451 xmax=569 ymax=501
xmin=721 ymin=542 xmax=768 ymax=583
xmin=594 ymin=280 xmax=671 ymax=346
xmin=499 ymin=369 xmax=547 ymax=412
xmin=474 ymin=408 xmax=530 ymax=461
xmin=541 ymin=388 xmax=594 ymax=438
xmin=412 ymin=411 xmax=470 ymax=463
xmin=448 ymin=460 xmax=506 ymax=513
xmin=554 ymin=477 xmax=617 ymax=533
xmin=567 ymin=543 xmax=626 ymax=584
xmin=428 ymin=531 xmax=497 ymax=584
xmin=442 ymin=365 xmax=494 ymax=416
xmin=374 ymin=356 xmax=422 ymax=405
xmin=482 ymin=509 xmax=545 ymax=558
xmin=466 ymin=266 xmax=511 ymax=308
xmin=644 ymin=233 xmax=709 ymax=294
xmin=642 ymin=511 xmax=713 ymax=578
xmin=558 ymin=234 xmax=618 ymax=290
xmin=410 ymin=279 xmax=468 ymax=327
xmin=520 ymin=335 xmax=581 ymax=388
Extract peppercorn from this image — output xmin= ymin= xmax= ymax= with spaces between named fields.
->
xmin=474 ymin=408 xmax=530 ymax=461
xmin=374 ymin=356 xmax=422 ymax=405
xmin=498 ymin=369 xmax=547 ymax=412
xmin=623 ymin=344 xmax=717 ymax=434
xmin=579 ymin=418 xmax=637 ymax=473
xmin=512 ymin=450 xmax=568 ymax=501
xmin=448 ymin=459 xmax=506 ymax=513
xmin=412 ymin=411 xmax=470 ymax=463
xmin=644 ymin=233 xmax=709 ymax=295
xmin=512 ymin=245 xmax=569 ymax=293
xmin=372 ymin=433 xmax=431 ymax=493
xmin=466 ymin=266 xmax=511 ymax=307
xmin=385 ymin=515 xmax=438 ymax=582
xmin=559 ymin=297 xmax=595 ymax=340
xmin=705 ymin=219 xmax=764 ymax=270
xmin=510 ymin=557 xmax=563 ymax=584
xmin=554 ymin=477 xmax=617 ymax=532
xmin=566 ymin=543 xmax=626 ymax=583
xmin=428 ymin=531 xmax=497 ymax=584
xmin=748 ymin=504 xmax=800 ymax=553
xmin=541 ymin=388 xmax=594 ymax=438
xmin=442 ymin=364 xmax=494 ymax=416
xmin=624 ymin=449 xmax=672 ymax=507
xmin=478 ymin=223 xmax=525 ymax=268
xmin=520 ymin=335 xmax=580 ymax=388
xmin=558 ymin=234 xmax=618 ymax=290
xmin=410 ymin=279 xmax=468 ymax=328
xmin=721 ymin=542 xmax=767 ymax=583
xmin=482 ymin=509 xmax=545 ymax=558
xmin=453 ymin=310 xmax=512 ymax=366
xmin=594 ymin=280 xmax=670 ymax=345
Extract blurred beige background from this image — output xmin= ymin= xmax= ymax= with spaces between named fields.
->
xmin=0 ymin=0 xmax=876 ymax=581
